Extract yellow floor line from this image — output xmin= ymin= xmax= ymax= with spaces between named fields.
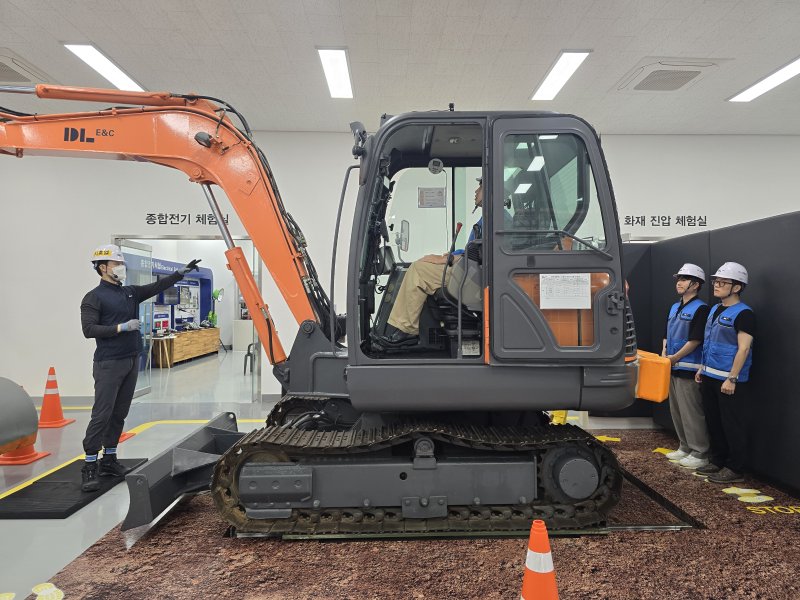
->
xmin=0 ymin=417 xmax=265 ymax=500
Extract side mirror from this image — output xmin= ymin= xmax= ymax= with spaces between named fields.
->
xmin=399 ymin=219 xmax=410 ymax=252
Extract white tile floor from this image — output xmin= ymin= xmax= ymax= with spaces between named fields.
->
xmin=146 ymin=350 xmax=261 ymax=404
xmin=0 ymin=353 xmax=655 ymax=598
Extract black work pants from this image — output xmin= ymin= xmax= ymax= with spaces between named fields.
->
xmin=700 ymin=377 xmax=748 ymax=474
xmin=83 ymin=356 xmax=139 ymax=455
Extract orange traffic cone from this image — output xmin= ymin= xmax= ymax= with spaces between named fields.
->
xmin=0 ymin=434 xmax=50 ymax=465
xmin=520 ymin=520 xmax=559 ymax=600
xmin=38 ymin=367 xmax=75 ymax=428
xmin=118 ymin=431 xmax=136 ymax=443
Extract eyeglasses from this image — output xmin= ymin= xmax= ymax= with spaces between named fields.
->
xmin=712 ymin=280 xmax=733 ymax=287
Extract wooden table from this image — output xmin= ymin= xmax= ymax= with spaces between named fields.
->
xmin=151 ymin=328 xmax=219 ymax=368
xmin=152 ymin=335 xmax=175 ymax=369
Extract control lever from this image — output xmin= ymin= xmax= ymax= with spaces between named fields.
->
xmin=446 ymin=222 xmax=463 ymax=266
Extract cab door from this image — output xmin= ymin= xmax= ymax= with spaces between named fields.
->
xmin=489 ymin=116 xmax=625 ymax=363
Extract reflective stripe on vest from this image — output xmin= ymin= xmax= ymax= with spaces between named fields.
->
xmin=701 ymin=302 xmax=753 ymax=382
xmin=675 ymin=360 xmax=702 ymax=370
xmin=666 ymin=298 xmax=706 ymax=373
xmin=703 ymin=366 xmax=732 ymax=378
xmin=525 ymin=549 xmax=554 ymax=574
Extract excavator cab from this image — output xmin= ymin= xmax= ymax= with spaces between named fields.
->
xmin=344 ymin=113 xmax=636 ymax=414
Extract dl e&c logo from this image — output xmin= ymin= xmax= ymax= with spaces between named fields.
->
xmin=63 ymin=127 xmax=94 ymax=143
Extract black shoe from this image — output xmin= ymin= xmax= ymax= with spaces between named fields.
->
xmin=708 ymin=467 xmax=744 ymax=483
xmin=99 ymin=455 xmax=130 ymax=478
xmin=385 ymin=330 xmax=418 ymax=345
xmin=696 ymin=463 xmax=722 ymax=475
xmin=374 ymin=324 xmax=418 ymax=345
xmin=81 ymin=462 xmax=101 ymax=492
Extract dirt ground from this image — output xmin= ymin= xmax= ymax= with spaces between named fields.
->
xmin=50 ymin=429 xmax=800 ymax=599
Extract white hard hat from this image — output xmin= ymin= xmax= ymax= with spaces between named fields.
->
xmin=674 ymin=263 xmax=706 ymax=282
xmin=712 ymin=262 xmax=748 ymax=284
xmin=91 ymin=244 xmax=125 ymax=264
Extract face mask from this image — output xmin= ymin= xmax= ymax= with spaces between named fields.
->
xmin=110 ymin=265 xmax=127 ymax=282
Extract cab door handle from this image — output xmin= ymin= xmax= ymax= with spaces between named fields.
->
xmin=606 ymin=292 xmax=625 ymax=315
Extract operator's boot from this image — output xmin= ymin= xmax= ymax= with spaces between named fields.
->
xmin=99 ymin=454 xmax=129 ymax=478
xmin=81 ymin=461 xmax=101 ymax=492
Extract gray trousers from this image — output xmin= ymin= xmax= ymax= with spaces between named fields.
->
xmin=83 ymin=356 xmax=138 ymax=455
xmin=668 ymin=375 xmax=710 ymax=458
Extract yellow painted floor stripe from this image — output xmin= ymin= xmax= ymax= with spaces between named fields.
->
xmin=0 ymin=417 xmax=265 ymax=500
xmin=0 ymin=456 xmax=85 ymax=500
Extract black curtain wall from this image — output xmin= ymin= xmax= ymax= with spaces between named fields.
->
xmin=620 ymin=212 xmax=800 ymax=495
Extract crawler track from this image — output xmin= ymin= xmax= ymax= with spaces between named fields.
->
xmin=211 ymin=403 xmax=624 ymax=538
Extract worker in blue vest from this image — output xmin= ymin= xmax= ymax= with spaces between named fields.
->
xmin=662 ymin=264 xmax=711 ymax=470
xmin=694 ymin=262 xmax=755 ymax=484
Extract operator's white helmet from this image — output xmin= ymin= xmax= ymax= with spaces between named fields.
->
xmin=712 ymin=262 xmax=748 ymax=284
xmin=90 ymin=244 xmax=125 ymax=264
xmin=673 ymin=263 xmax=706 ymax=282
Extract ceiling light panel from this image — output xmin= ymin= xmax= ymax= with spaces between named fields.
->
xmin=527 ymin=156 xmax=545 ymax=171
xmin=729 ymin=55 xmax=800 ymax=102
xmin=63 ymin=44 xmax=143 ymax=92
xmin=318 ymin=48 xmax=353 ymax=99
xmin=532 ymin=51 xmax=591 ymax=101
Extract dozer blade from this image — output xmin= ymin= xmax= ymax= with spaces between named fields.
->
xmin=121 ymin=412 xmax=245 ymax=531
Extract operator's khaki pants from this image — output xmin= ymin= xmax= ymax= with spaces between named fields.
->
xmin=388 ymin=260 xmax=454 ymax=334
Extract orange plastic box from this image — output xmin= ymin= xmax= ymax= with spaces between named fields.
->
xmin=635 ymin=350 xmax=671 ymax=402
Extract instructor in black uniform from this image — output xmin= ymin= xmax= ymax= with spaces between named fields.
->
xmin=80 ymin=244 xmax=201 ymax=492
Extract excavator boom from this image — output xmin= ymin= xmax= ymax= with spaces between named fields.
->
xmin=0 ymin=84 xmax=335 ymax=365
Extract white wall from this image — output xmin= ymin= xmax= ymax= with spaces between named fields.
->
xmin=603 ymin=135 xmax=800 ymax=238
xmin=2 ymin=131 xmax=799 ymax=397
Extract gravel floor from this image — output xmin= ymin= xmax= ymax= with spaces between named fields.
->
xmin=49 ymin=429 xmax=800 ymax=599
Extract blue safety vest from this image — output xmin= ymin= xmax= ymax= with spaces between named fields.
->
xmin=701 ymin=302 xmax=753 ymax=382
xmin=666 ymin=297 xmax=706 ymax=373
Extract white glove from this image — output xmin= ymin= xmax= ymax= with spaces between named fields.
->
xmin=119 ymin=319 xmax=140 ymax=332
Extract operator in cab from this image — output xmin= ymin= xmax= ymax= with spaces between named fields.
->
xmin=376 ymin=178 xmax=484 ymax=346
xmin=79 ymin=244 xmax=201 ymax=492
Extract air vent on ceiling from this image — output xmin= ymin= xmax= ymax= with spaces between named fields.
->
xmin=0 ymin=48 xmax=56 ymax=86
xmin=615 ymin=57 xmax=728 ymax=93
xmin=634 ymin=69 xmax=701 ymax=91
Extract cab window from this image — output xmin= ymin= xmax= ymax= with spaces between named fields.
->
xmin=500 ymin=133 xmax=605 ymax=253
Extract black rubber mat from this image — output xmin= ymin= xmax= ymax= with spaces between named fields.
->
xmin=0 ymin=458 xmax=146 ymax=519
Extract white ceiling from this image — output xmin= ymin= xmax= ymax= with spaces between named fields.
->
xmin=1 ymin=0 xmax=800 ymax=135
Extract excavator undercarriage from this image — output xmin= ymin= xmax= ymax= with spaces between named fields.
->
xmin=205 ymin=398 xmax=622 ymax=538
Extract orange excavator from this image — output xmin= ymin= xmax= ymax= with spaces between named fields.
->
xmin=0 ymin=85 xmax=666 ymax=537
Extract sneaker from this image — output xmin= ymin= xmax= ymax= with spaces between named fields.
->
xmin=81 ymin=462 xmax=100 ymax=492
xmin=99 ymin=455 xmax=130 ymax=478
xmin=696 ymin=463 xmax=722 ymax=475
xmin=708 ymin=467 xmax=744 ymax=483
xmin=678 ymin=455 xmax=709 ymax=469
xmin=665 ymin=449 xmax=689 ymax=460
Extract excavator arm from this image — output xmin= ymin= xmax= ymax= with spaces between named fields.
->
xmin=0 ymin=84 xmax=335 ymax=366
